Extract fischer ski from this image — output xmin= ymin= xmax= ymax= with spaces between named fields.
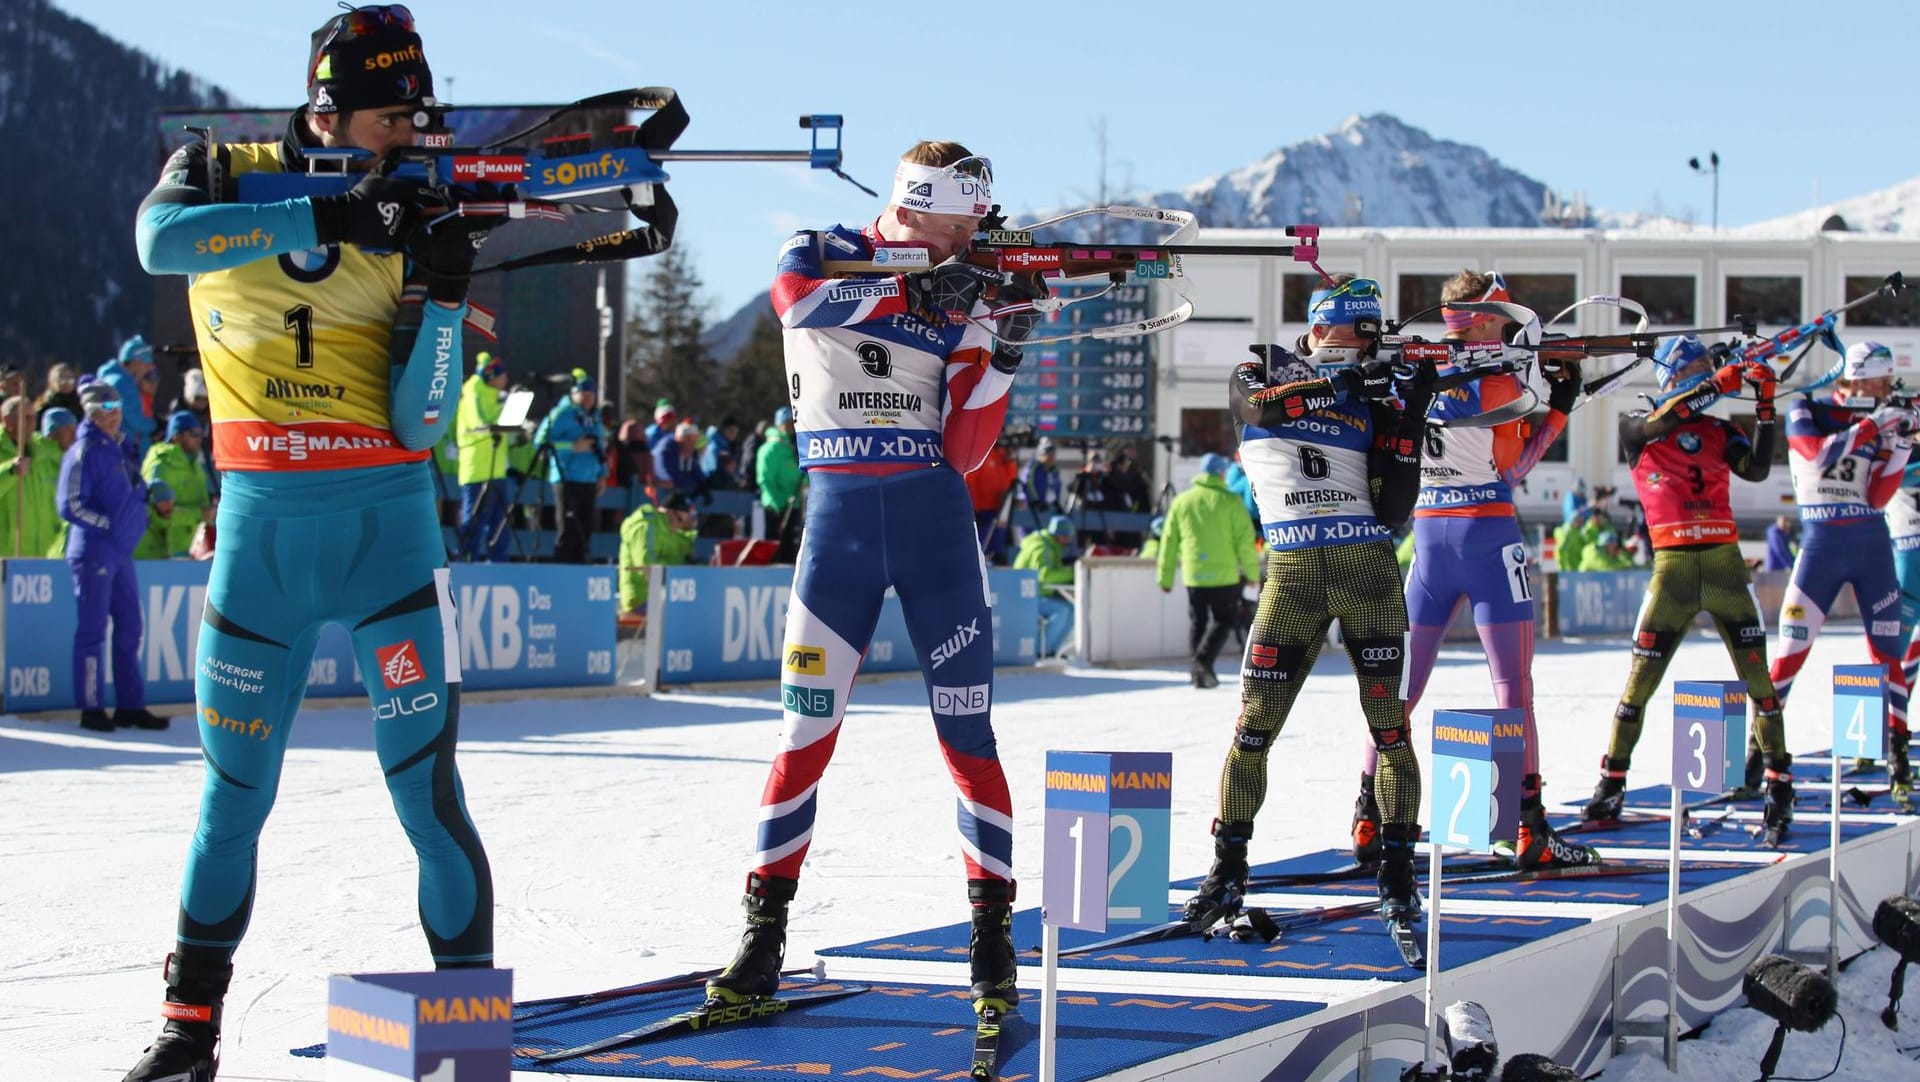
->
xmin=1244 ymin=857 xmax=1513 ymax=891
xmin=513 ymin=965 xmax=819 ymax=1022
xmin=526 ymin=982 xmax=869 ymax=1063
xmin=1056 ymin=898 xmax=1240 ymax=958
xmin=971 ymin=1003 xmax=1005 ymax=1081
xmin=1384 ymin=914 xmax=1425 ymax=969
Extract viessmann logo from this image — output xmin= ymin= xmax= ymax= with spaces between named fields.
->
xmin=451 ymin=156 xmax=527 ymax=183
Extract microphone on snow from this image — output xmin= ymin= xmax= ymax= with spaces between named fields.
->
xmin=1497 ymin=1052 xmax=1579 ymax=1081
xmin=1743 ymin=953 xmax=1838 ymax=1080
xmin=1874 ymin=895 xmax=1920 ymax=1029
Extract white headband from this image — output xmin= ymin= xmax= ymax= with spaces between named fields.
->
xmin=1845 ymin=341 xmax=1893 ymax=381
xmin=889 ymin=161 xmax=992 ymax=217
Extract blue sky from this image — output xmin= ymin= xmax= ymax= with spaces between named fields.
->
xmin=64 ymin=0 xmax=1919 ymax=320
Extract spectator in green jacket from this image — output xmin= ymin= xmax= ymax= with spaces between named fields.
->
xmin=456 ymin=353 xmax=513 ymax=562
xmin=142 ymin=411 xmax=211 ymax=558
xmin=1157 ymin=454 xmax=1260 ymax=687
xmin=0 ymin=396 xmax=64 ymax=558
xmin=756 ymin=406 xmax=803 ymax=563
xmin=1553 ymin=505 xmax=1603 ymax=572
xmin=135 ymin=481 xmax=177 ymax=559
xmin=1576 ymin=529 xmax=1636 ymax=571
xmin=618 ymin=492 xmax=698 ymax=618
xmin=35 ymin=408 xmax=77 ymax=558
xmin=1015 ymin=515 xmax=1077 ymax=658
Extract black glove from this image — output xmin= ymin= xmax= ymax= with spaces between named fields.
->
xmin=1398 ymin=352 xmax=1438 ymax=417
xmin=989 ymin=273 xmax=1048 ymax=373
xmin=411 ymin=183 xmax=513 ymax=304
xmin=310 ymin=163 xmax=434 ymax=251
xmin=904 ymin=262 xmax=1000 ymax=325
xmin=1546 ymin=359 xmax=1582 ymax=413
xmin=1330 ymin=359 xmax=1395 ymax=402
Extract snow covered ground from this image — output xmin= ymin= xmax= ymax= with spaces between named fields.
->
xmin=3 ymin=626 xmax=1917 ymax=1080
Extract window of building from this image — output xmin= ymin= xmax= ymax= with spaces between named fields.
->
xmin=1504 ymin=274 xmax=1578 ymax=324
xmin=1618 ymin=274 xmax=1696 ymax=325
xmin=1845 ymin=275 xmax=1920 ymax=327
xmin=1396 ymin=273 xmax=1452 ymax=324
xmin=1179 ymin=408 xmax=1236 ymax=458
xmin=1725 ymin=276 xmax=1801 ymax=326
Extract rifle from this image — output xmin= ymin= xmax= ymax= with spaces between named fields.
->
xmin=200 ymin=87 xmax=871 ymax=277
xmin=821 ymin=207 xmax=1326 ymax=346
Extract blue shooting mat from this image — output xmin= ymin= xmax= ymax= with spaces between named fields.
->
xmin=296 ymin=977 xmax=1319 ymax=1081
xmin=1543 ymin=808 xmax=1895 ymax=853
xmin=1608 ymin=781 xmax=1915 ymax=817
xmin=817 ymin=903 xmax=1585 ymax=981
xmin=1204 ymin=848 xmax=1758 ymax=906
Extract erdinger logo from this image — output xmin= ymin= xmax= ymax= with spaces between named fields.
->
xmin=856 ymin=342 xmax=892 ymax=379
xmin=377 ymin=640 xmax=426 ymax=689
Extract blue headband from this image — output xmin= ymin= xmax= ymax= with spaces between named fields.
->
xmin=1308 ymin=283 xmax=1383 ymax=328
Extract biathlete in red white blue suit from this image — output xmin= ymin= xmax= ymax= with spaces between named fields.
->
xmin=1770 ymin=341 xmax=1914 ymax=796
xmin=1581 ymin=336 xmax=1797 ymax=840
xmin=1355 ymin=269 xmax=1597 ymax=870
xmin=706 ymin=143 xmax=1042 ymax=1024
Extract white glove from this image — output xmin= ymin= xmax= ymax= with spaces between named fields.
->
xmin=1869 ymin=406 xmax=1918 ymax=436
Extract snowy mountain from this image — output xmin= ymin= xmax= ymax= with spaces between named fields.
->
xmin=1014 ymin=113 xmax=1636 ymax=240
xmin=0 ymin=0 xmax=234 ymax=367
xmin=1738 ymin=175 xmax=1920 ymax=236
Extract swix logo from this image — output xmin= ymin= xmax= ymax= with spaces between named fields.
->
xmin=541 ymin=153 xmax=628 ymax=189
xmin=377 ymin=640 xmax=426 ymax=689
xmin=363 ymin=44 xmax=423 ymax=70
xmin=930 ymin=619 xmax=981 ymax=670
xmin=1000 ymin=248 xmax=1064 ymax=271
xmin=452 ymin=156 xmax=527 ymax=183
xmin=194 ymin=227 xmax=274 ymax=255
xmin=1249 ymin=644 xmax=1278 ymax=669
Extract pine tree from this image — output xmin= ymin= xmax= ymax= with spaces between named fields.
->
xmin=716 ymin=311 xmax=789 ymax=429
xmin=624 ymin=245 xmax=713 ymax=426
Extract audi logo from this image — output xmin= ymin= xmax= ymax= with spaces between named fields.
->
xmin=1357 ymin=647 xmax=1401 ymax=662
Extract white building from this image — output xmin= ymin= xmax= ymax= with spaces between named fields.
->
xmin=1154 ymin=226 xmax=1920 ymax=530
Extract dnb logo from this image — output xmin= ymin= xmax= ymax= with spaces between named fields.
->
xmin=784 ymin=645 xmax=825 ymax=677
xmin=377 ymin=640 xmax=426 ymax=690
xmin=856 ymin=341 xmax=892 ymax=379
xmin=781 ymin=683 xmax=834 ymax=718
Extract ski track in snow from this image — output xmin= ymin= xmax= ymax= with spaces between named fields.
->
xmin=3 ymin=627 xmax=1918 ymax=1079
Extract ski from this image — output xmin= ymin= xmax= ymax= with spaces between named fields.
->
xmin=513 ymin=965 xmax=818 ymax=1022
xmin=970 ymin=1003 xmax=1004 ymax=1081
xmin=1057 ymin=899 xmax=1239 ymax=958
xmin=1688 ymin=805 xmax=1739 ymax=839
xmin=526 ymin=982 xmax=870 ymax=1063
xmin=1384 ymin=914 xmax=1425 ymax=969
xmin=1245 ymin=857 xmax=1512 ymax=891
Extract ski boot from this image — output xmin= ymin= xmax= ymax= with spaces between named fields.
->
xmin=1181 ymin=819 xmax=1251 ymax=928
xmin=705 ymin=873 xmax=798 ymax=1005
xmin=1759 ymin=766 xmax=1795 ymax=847
xmin=1376 ymin=823 xmax=1421 ymax=923
xmin=1890 ymin=738 xmax=1913 ymax=812
xmin=1351 ymin=774 xmax=1382 ymax=863
xmin=967 ymin=879 xmax=1018 ymax=1016
xmin=1514 ymin=792 xmax=1602 ymax=870
xmin=123 ymin=946 xmax=231 ymax=1082
xmin=1189 ymin=660 xmax=1218 ymax=689
xmin=115 ymin=708 xmax=171 ymax=731
xmin=1581 ymin=757 xmax=1627 ymax=822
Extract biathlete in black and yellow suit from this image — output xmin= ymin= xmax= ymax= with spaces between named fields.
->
xmin=121 ymin=8 xmax=500 ymax=1082
xmin=1182 ymin=275 xmax=1435 ymax=929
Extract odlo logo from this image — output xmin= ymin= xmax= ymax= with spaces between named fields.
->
xmin=373 ymin=691 xmax=441 ymax=722
xmin=377 ymin=640 xmax=425 ymax=689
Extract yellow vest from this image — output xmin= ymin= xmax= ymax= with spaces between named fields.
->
xmin=185 ymin=141 xmax=429 ymax=472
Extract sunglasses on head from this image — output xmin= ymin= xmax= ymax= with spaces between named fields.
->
xmin=316 ymin=4 xmax=415 ymax=61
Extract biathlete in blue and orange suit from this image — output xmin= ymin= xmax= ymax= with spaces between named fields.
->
xmin=1581 ymin=336 xmax=1797 ymax=840
xmin=1770 ymin=341 xmax=1915 ymax=803
xmin=1181 ymin=274 xmax=1436 ymax=933
xmin=1353 ymin=269 xmax=1597 ymax=870
xmin=121 ymin=8 xmax=500 ymax=1081
xmin=704 ymin=143 xmax=1042 ymax=1026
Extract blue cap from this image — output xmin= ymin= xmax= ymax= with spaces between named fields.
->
xmin=166 ymin=410 xmax=202 ymax=439
xmin=118 ymin=335 xmax=154 ymax=364
xmin=774 ymin=406 xmax=794 ymax=425
xmin=1046 ymin=515 xmax=1075 ymax=538
xmin=572 ymin=376 xmax=597 ymax=393
xmin=1308 ymin=278 xmax=1384 ymax=328
xmin=477 ymin=351 xmax=506 ymax=381
xmin=1149 ymin=514 xmax=1166 ymax=538
xmin=148 ymin=480 xmax=174 ymax=505
xmin=1199 ymin=452 xmax=1230 ymax=477
xmin=1652 ymin=336 xmax=1710 ymax=392
xmin=40 ymin=408 xmax=76 ymax=436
